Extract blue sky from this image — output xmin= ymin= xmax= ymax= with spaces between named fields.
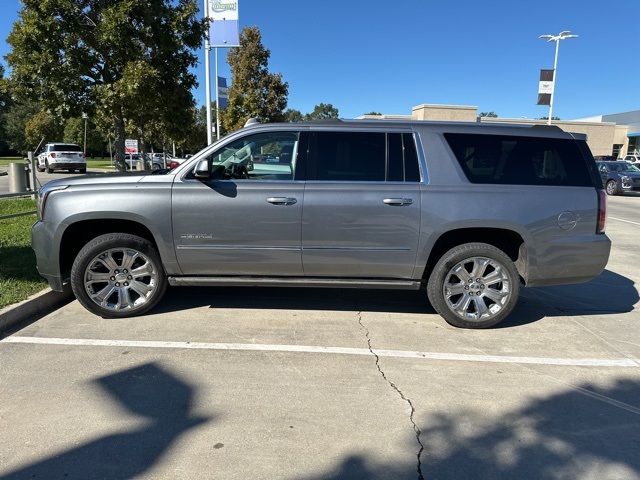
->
xmin=1 ymin=0 xmax=639 ymax=119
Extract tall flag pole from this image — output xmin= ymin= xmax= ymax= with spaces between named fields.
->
xmin=208 ymin=1 xmax=240 ymax=139
xmin=203 ymin=0 xmax=212 ymax=144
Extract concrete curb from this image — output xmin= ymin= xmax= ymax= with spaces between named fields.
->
xmin=0 ymin=286 xmax=73 ymax=334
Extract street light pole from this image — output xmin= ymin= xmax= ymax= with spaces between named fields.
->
xmin=204 ymin=0 xmax=213 ymax=144
xmin=82 ymin=112 xmax=88 ymax=156
xmin=539 ymin=31 xmax=578 ymax=125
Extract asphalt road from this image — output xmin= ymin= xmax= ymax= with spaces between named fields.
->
xmin=0 ymin=196 xmax=639 ymax=479
xmin=0 ymin=168 xmax=110 ymax=194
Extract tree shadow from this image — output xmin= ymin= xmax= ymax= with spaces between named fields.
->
xmin=295 ymin=378 xmax=640 ymax=480
xmin=0 ymin=363 xmax=210 ymax=479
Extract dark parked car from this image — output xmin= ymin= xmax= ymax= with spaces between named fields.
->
xmin=597 ymin=161 xmax=640 ymax=195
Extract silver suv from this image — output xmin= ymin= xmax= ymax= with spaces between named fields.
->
xmin=32 ymin=120 xmax=611 ymax=328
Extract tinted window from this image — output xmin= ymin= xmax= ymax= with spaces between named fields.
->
xmin=387 ymin=133 xmax=421 ymax=182
xmin=444 ymin=133 xmax=594 ymax=187
xmin=310 ymin=132 xmax=386 ymax=181
xmin=205 ymin=131 xmax=300 ymax=180
xmin=403 ymin=133 xmax=421 ymax=182
xmin=387 ymin=133 xmax=404 ymax=181
xmin=50 ymin=144 xmax=82 ymax=152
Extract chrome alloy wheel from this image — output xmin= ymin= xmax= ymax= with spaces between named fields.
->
xmin=443 ymin=256 xmax=512 ymax=322
xmin=84 ymin=248 xmax=158 ymax=312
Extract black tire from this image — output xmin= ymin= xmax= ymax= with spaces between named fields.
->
xmin=79 ymin=168 xmax=87 ymax=174
xmin=427 ymin=242 xmax=520 ymax=329
xmin=70 ymin=233 xmax=167 ymax=318
xmin=45 ymin=161 xmax=53 ymax=174
xmin=606 ymin=180 xmax=619 ymax=196
xmin=36 ymin=165 xmax=44 ymax=173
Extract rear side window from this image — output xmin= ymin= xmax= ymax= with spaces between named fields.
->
xmin=310 ymin=132 xmax=386 ymax=181
xmin=444 ymin=133 xmax=595 ymax=187
xmin=387 ymin=133 xmax=421 ymax=182
xmin=309 ymin=131 xmax=421 ymax=182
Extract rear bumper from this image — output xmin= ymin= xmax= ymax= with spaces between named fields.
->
xmin=526 ymin=234 xmax=611 ymax=287
xmin=49 ymin=162 xmax=86 ymax=170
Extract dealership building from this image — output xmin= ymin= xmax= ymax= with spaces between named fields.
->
xmin=359 ymin=104 xmax=640 ymax=158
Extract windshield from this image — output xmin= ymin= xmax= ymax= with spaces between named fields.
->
xmin=608 ymin=162 xmax=640 ymax=173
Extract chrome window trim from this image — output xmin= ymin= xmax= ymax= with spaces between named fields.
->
xmin=412 ymin=131 xmax=429 ymax=184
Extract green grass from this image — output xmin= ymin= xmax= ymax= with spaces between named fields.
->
xmin=0 ymin=198 xmax=47 ymax=309
xmin=86 ymin=157 xmax=116 ymax=169
xmin=1 ymin=156 xmax=116 ymax=170
xmin=0 ymin=157 xmax=25 ymax=167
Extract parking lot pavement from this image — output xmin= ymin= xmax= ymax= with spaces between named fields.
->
xmin=0 ymin=168 xmax=111 ymax=194
xmin=1 ymin=196 xmax=640 ymax=479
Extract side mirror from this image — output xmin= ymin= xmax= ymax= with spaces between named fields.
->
xmin=193 ymin=159 xmax=210 ymax=179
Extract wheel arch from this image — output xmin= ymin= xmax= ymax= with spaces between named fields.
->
xmin=420 ymin=227 xmax=528 ymax=284
xmin=59 ymin=217 xmax=163 ymax=279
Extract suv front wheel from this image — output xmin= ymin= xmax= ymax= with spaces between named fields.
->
xmin=70 ymin=233 xmax=167 ymax=318
xmin=427 ymin=243 xmax=520 ymax=329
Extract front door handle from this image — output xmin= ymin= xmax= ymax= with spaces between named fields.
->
xmin=383 ymin=198 xmax=414 ymax=206
xmin=266 ymin=197 xmax=297 ymax=206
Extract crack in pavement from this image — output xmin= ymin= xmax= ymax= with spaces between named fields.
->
xmin=357 ymin=312 xmax=425 ymax=480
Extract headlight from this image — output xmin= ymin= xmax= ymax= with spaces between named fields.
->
xmin=37 ymin=185 xmax=68 ymax=220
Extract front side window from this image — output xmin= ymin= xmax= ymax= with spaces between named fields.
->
xmin=205 ymin=131 xmax=300 ymax=180
xmin=444 ymin=133 xmax=594 ymax=187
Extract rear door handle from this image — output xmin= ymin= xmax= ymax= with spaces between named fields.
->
xmin=383 ymin=198 xmax=414 ymax=206
xmin=266 ymin=197 xmax=297 ymax=206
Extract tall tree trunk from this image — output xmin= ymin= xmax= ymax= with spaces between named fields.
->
xmin=113 ymin=114 xmax=126 ymax=171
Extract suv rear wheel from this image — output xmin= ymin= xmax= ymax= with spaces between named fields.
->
xmin=427 ymin=242 xmax=520 ymax=329
xmin=70 ymin=233 xmax=167 ymax=318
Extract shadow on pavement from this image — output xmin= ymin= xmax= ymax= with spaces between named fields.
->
xmin=152 ymin=269 xmax=638 ymax=327
xmin=295 ymin=378 xmax=640 ymax=480
xmin=0 ymin=363 xmax=210 ymax=479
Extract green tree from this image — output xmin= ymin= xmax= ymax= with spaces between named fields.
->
xmin=284 ymin=108 xmax=304 ymax=123
xmin=363 ymin=111 xmax=382 ymax=116
xmin=6 ymin=0 xmax=206 ymax=169
xmin=24 ymin=110 xmax=63 ymax=149
xmin=63 ymin=117 xmax=104 ymax=156
xmin=479 ymin=111 xmax=498 ymax=118
xmin=539 ymin=116 xmax=561 ymax=121
xmin=222 ymin=26 xmax=289 ymax=132
xmin=0 ymin=65 xmax=11 ymax=154
xmin=305 ymin=103 xmax=339 ymax=120
xmin=3 ymin=99 xmax=40 ymax=154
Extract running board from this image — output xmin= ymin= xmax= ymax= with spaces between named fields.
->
xmin=168 ymin=276 xmax=422 ymax=290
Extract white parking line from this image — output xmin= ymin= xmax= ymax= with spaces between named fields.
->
xmin=609 ymin=216 xmax=640 ymax=227
xmin=2 ymin=336 xmax=638 ymax=368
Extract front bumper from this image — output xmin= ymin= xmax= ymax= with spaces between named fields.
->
xmin=31 ymin=220 xmax=65 ymax=291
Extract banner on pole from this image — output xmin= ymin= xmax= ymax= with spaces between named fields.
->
xmin=537 ymin=69 xmax=554 ymax=105
xmin=208 ymin=1 xmax=240 ymax=47
xmin=125 ymin=139 xmax=139 ymax=154
xmin=217 ymin=77 xmax=229 ymax=108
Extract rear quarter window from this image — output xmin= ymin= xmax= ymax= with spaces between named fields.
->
xmin=444 ymin=133 xmax=595 ymax=187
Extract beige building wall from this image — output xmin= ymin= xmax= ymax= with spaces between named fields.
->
xmin=358 ymin=103 xmax=631 ymax=157
xmin=479 ymin=117 xmax=622 ymax=157
xmin=411 ymin=104 xmax=477 ymax=122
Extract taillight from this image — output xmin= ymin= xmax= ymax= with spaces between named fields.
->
xmin=597 ymin=189 xmax=607 ymax=234
xmin=169 ymin=161 xmax=179 ymax=170
xmin=50 ymin=152 xmax=56 ymax=158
